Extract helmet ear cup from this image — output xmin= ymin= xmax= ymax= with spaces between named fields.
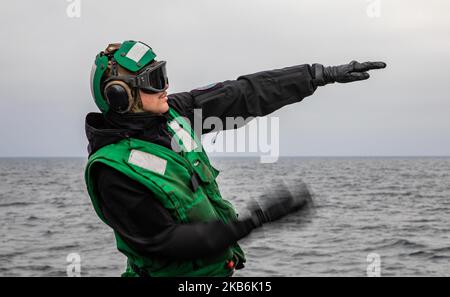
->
xmin=103 ymin=80 xmax=134 ymax=113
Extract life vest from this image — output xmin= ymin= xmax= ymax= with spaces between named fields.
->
xmin=84 ymin=108 xmax=246 ymax=276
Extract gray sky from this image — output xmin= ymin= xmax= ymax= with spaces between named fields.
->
xmin=1 ymin=0 xmax=449 ymax=157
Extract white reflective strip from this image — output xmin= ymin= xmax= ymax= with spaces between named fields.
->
xmin=89 ymin=63 xmax=97 ymax=98
xmin=169 ymin=120 xmax=182 ymax=131
xmin=125 ymin=42 xmax=150 ymax=63
xmin=176 ymin=129 xmax=198 ymax=152
xmin=169 ymin=120 xmax=198 ymax=152
xmin=128 ymin=150 xmax=167 ymax=175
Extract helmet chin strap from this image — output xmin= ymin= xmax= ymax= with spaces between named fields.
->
xmin=111 ymin=58 xmax=119 ymax=76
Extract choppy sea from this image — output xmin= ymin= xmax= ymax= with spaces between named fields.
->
xmin=1 ymin=157 xmax=449 ymax=276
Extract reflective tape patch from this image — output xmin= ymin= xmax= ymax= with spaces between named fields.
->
xmin=89 ymin=62 xmax=97 ymax=99
xmin=126 ymin=42 xmax=150 ymax=63
xmin=128 ymin=149 xmax=167 ymax=175
xmin=169 ymin=120 xmax=198 ymax=152
xmin=169 ymin=120 xmax=182 ymax=131
xmin=194 ymin=83 xmax=219 ymax=91
xmin=190 ymin=82 xmax=223 ymax=96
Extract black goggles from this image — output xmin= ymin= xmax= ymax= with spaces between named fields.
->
xmin=115 ymin=61 xmax=168 ymax=94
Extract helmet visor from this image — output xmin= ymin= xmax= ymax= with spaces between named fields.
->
xmin=135 ymin=61 xmax=168 ymax=93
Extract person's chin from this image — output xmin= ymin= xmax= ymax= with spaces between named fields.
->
xmin=161 ymin=103 xmax=170 ymax=113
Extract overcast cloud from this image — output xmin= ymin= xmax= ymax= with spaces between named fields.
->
xmin=0 ymin=0 xmax=449 ymax=157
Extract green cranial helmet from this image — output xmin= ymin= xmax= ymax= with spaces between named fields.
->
xmin=90 ymin=40 xmax=157 ymax=114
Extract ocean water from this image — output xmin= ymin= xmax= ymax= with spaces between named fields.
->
xmin=0 ymin=157 xmax=449 ymax=277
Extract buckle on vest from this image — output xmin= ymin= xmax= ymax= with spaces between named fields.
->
xmin=190 ymin=172 xmax=201 ymax=192
xmin=225 ymin=254 xmax=240 ymax=271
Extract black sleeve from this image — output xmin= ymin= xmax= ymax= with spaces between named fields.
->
xmin=92 ymin=163 xmax=255 ymax=260
xmin=168 ymin=64 xmax=317 ymax=134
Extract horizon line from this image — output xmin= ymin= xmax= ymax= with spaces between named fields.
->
xmin=1 ymin=155 xmax=450 ymax=159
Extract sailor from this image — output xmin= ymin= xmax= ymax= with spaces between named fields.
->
xmin=85 ymin=40 xmax=386 ymax=276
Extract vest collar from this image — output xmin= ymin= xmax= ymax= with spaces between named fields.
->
xmin=86 ymin=110 xmax=172 ymax=156
xmin=104 ymin=110 xmax=169 ymax=131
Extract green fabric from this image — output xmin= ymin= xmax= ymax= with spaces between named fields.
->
xmin=85 ymin=108 xmax=246 ymax=276
xmin=114 ymin=40 xmax=156 ymax=72
xmin=90 ymin=54 xmax=110 ymax=113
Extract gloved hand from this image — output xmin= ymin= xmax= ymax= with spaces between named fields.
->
xmin=312 ymin=61 xmax=387 ymax=86
xmin=247 ymin=182 xmax=312 ymax=227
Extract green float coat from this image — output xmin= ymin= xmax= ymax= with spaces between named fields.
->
xmin=85 ymin=108 xmax=246 ymax=276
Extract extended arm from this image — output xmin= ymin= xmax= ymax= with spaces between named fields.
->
xmin=168 ymin=64 xmax=316 ymax=134
xmin=168 ymin=61 xmax=386 ymax=134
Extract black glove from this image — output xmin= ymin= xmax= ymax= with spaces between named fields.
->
xmin=312 ymin=61 xmax=387 ymax=86
xmin=247 ymin=181 xmax=313 ymax=228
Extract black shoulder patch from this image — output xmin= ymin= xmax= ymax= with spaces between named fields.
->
xmin=190 ymin=82 xmax=223 ymax=96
